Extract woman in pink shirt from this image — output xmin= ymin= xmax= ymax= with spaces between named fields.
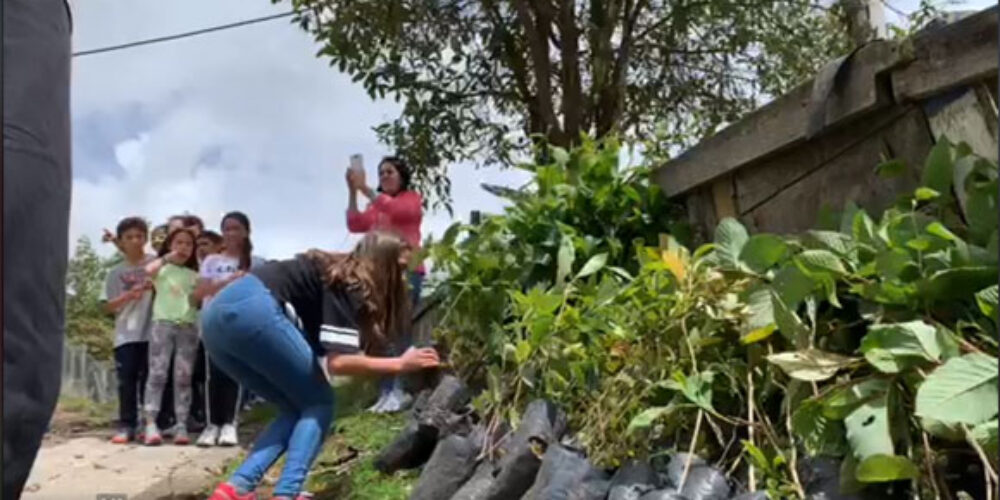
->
xmin=346 ymin=156 xmax=423 ymax=413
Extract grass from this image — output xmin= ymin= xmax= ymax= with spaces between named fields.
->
xmin=49 ymin=395 xmax=117 ymax=435
xmin=209 ymin=376 xmax=420 ymax=499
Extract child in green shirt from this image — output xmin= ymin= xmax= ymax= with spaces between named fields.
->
xmin=142 ymin=228 xmax=200 ymax=445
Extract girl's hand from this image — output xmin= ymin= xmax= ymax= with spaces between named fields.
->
xmin=398 ymin=347 xmax=440 ymax=372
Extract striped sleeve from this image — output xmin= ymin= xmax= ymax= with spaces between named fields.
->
xmin=319 ymin=287 xmax=363 ymax=355
xmin=320 ymin=324 xmax=361 ymax=355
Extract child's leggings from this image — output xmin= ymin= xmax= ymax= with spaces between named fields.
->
xmin=144 ymin=320 xmax=199 ymax=426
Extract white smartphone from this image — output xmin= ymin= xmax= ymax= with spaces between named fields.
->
xmin=349 ymin=153 xmax=364 ymax=173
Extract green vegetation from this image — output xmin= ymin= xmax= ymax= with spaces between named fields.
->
xmin=426 ymin=136 xmax=999 ymax=497
xmin=65 ymin=236 xmax=121 ymax=361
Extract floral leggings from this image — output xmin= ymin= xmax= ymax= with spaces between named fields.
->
xmin=144 ymin=320 xmax=198 ymax=426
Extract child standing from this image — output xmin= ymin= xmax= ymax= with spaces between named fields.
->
xmin=102 ymin=217 xmax=156 ymax=444
xmin=191 ymin=230 xmax=224 ymax=430
xmin=143 ymin=228 xmax=200 ymax=445
xmin=195 ymin=212 xmax=264 ymax=448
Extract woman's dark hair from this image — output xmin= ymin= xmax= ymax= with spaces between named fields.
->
xmin=197 ymin=230 xmax=223 ymax=245
xmin=221 ymin=211 xmax=253 ymax=271
xmin=158 ymin=228 xmax=199 ymax=271
xmin=376 ymin=156 xmax=412 ymax=195
xmin=116 ymin=217 xmax=149 ymax=239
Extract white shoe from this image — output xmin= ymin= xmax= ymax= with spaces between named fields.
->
xmin=380 ymin=389 xmax=413 ymax=413
xmin=197 ymin=425 xmax=219 ymax=447
xmin=367 ymin=392 xmax=389 ymax=413
xmin=218 ymin=423 xmax=238 ymax=447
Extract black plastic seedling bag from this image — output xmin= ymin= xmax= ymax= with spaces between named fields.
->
xmin=521 ymin=444 xmax=610 ymax=500
xmin=797 ymin=457 xmax=864 ymax=500
xmin=638 ymin=489 xmax=688 ymax=500
xmin=419 ymin=375 xmax=471 ymax=423
xmin=374 ymin=419 xmax=439 ymax=474
xmin=451 ymin=461 xmax=497 ymax=500
xmin=482 ymin=400 xmax=568 ymax=500
xmin=375 ymin=376 xmax=473 ymax=474
xmin=660 ymin=454 xmax=730 ymax=500
xmin=731 ymin=492 xmax=768 ymax=500
xmin=409 ymin=427 xmax=485 ymax=500
xmin=608 ymin=460 xmax=660 ymax=500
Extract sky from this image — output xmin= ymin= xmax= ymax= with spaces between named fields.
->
xmin=69 ymin=0 xmax=993 ymax=260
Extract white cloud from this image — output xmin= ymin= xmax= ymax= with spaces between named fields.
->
xmin=70 ymin=0 xmax=530 ymax=261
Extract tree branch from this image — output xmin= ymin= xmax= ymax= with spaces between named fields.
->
xmin=513 ymin=0 xmax=562 ymax=143
xmin=558 ymin=0 xmax=583 ymax=142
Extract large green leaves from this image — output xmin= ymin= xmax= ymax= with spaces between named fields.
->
xmin=740 ymin=234 xmax=789 ymax=273
xmin=715 ymin=218 xmax=749 ymax=270
xmin=766 ymin=349 xmax=857 ymax=381
xmin=855 ymin=454 xmax=920 ymax=483
xmin=859 ymin=321 xmax=942 ymax=373
xmin=976 ymin=285 xmax=998 ymax=321
xmin=922 ymin=139 xmax=954 ymax=195
xmin=916 ymin=353 xmax=999 ymax=425
xmin=792 ymin=398 xmax=846 ymax=456
xmin=844 ymin=379 xmax=894 ymax=459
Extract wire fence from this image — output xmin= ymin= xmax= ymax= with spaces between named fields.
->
xmin=61 ymin=342 xmax=117 ymax=404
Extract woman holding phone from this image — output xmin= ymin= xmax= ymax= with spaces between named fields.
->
xmin=345 ymin=155 xmax=425 ymax=414
xmin=205 ymin=231 xmax=440 ymax=499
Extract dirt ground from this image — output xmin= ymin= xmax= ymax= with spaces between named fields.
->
xmin=21 ymin=397 xmax=243 ymax=500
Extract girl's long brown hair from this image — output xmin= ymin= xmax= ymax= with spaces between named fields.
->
xmin=305 ymin=231 xmax=411 ymax=354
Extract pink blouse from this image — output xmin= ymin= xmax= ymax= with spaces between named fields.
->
xmin=346 ymin=190 xmax=425 ymax=274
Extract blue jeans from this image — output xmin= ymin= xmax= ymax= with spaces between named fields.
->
xmin=201 ymin=275 xmax=334 ymax=496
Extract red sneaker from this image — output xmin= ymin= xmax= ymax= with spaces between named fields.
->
xmin=110 ymin=429 xmax=132 ymax=444
xmin=208 ymin=482 xmax=257 ymax=500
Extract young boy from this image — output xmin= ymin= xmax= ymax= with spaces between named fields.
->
xmin=190 ymin=230 xmax=223 ymax=431
xmin=102 ymin=217 xmax=156 ymax=444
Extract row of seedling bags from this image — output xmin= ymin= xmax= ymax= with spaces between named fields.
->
xmin=375 ymin=375 xmax=871 ymax=500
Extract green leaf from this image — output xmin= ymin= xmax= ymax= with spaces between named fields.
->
xmin=859 ymin=321 xmax=942 ymax=373
xmin=804 ymin=230 xmax=853 ymax=258
xmin=914 ymin=187 xmax=941 ymax=201
xmin=922 ymin=139 xmax=954 ymax=195
xmin=916 ymin=352 xmax=999 ymax=425
xmin=874 ymin=248 xmax=914 ymax=280
xmin=771 ymin=289 xmax=809 ymax=346
xmin=925 ymin=221 xmax=958 ymax=242
xmin=772 ymin=265 xmax=816 ymax=308
xmin=742 ymin=286 xmax=775 ymax=342
xmin=844 ymin=379 xmax=894 ymax=459
xmin=976 ymin=285 xmax=998 ymax=320
xmin=739 ymin=234 xmax=788 ymax=273
xmin=514 ymin=340 xmax=531 ymax=364
xmin=556 ymin=234 xmax=575 ymax=283
xmin=921 ymin=417 xmax=966 ymax=442
xmin=664 ymin=371 xmax=715 ymax=412
xmin=792 ymin=398 xmax=847 ymax=456
xmin=715 ymin=218 xmax=749 ymax=269
xmin=852 ymin=210 xmax=879 ymax=247
xmin=575 ymin=253 xmax=608 ymax=279
xmin=855 ymin=455 xmax=919 ymax=483
xmin=766 ymin=349 xmax=857 ymax=382
xmin=550 ymin=146 xmax=570 ymax=166
xmin=920 ymin=266 xmax=997 ymax=301
xmin=970 ymin=420 xmax=998 ymax=462
xmin=796 ymin=249 xmax=848 ymax=275
xmin=875 ymin=158 xmax=906 ymax=179
xmin=627 ymin=405 xmax=676 ymax=433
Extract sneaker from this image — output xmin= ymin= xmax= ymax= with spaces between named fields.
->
xmin=218 ymin=423 xmax=238 ymax=446
xmin=208 ymin=482 xmax=257 ymax=500
xmin=173 ymin=425 xmax=191 ymax=445
xmin=144 ymin=423 xmax=162 ymax=446
xmin=110 ymin=427 xmax=134 ymax=444
xmin=197 ymin=425 xmax=220 ymax=447
xmin=379 ymin=388 xmax=414 ymax=414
